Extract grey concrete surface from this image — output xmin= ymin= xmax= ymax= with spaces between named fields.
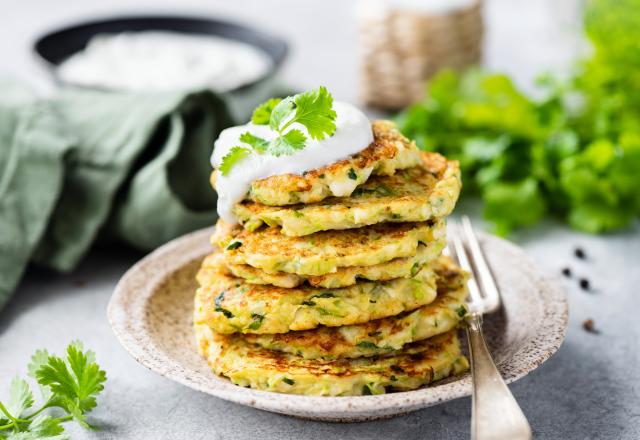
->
xmin=1 ymin=1 xmax=639 ymax=439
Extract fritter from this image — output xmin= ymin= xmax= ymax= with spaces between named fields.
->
xmin=203 ymin=239 xmax=445 ymax=289
xmin=234 ymin=152 xmax=460 ymax=236
xmin=196 ymin=327 xmax=468 ymax=396
xmin=211 ymin=219 xmax=446 ymax=276
xmin=242 ymin=256 xmax=468 ymax=359
xmin=194 ymin=259 xmax=438 ymax=334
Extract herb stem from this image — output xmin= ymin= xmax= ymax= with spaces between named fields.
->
xmin=0 ymin=401 xmax=18 ymax=429
xmin=25 ymin=403 xmax=49 ymax=419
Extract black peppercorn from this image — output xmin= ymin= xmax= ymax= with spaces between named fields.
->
xmin=574 ymin=247 xmax=586 ymax=259
xmin=579 ymin=278 xmax=590 ymax=290
xmin=561 ymin=267 xmax=572 ymax=277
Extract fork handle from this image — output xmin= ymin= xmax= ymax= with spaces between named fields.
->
xmin=467 ymin=314 xmax=532 ymax=440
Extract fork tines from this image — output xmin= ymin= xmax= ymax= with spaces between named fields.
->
xmin=447 ymin=215 xmax=501 ymax=315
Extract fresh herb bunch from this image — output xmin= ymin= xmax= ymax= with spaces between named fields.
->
xmin=220 ymin=86 xmax=338 ymax=176
xmin=0 ymin=341 xmax=106 ymax=439
xmin=396 ymin=0 xmax=640 ymax=235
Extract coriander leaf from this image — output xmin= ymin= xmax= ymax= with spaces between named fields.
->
xmin=286 ymin=86 xmax=337 ymax=140
xmin=35 ymin=343 xmax=106 ymax=417
xmin=8 ymin=415 xmax=68 ymax=440
xmin=6 ymin=377 xmax=33 ymax=419
xmin=35 ymin=356 xmax=76 ymax=407
xmin=269 ymin=129 xmax=307 ymax=156
xmin=269 ymin=96 xmax=295 ymax=131
xmin=251 ymin=98 xmax=282 ymax=125
xmin=483 ymin=178 xmax=547 ymax=236
xmin=239 ymin=132 xmax=269 ymax=153
xmin=65 ymin=402 xmax=92 ymax=431
xmin=219 ymin=146 xmax=251 ymax=176
xmin=567 ymin=203 xmax=633 ymax=233
xmin=65 ymin=342 xmax=105 ymax=413
xmin=27 ymin=350 xmax=50 ymax=379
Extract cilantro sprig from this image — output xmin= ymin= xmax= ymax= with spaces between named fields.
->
xmin=219 ymin=86 xmax=337 ymax=175
xmin=0 ymin=341 xmax=107 ymax=439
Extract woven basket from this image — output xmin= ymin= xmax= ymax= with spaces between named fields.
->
xmin=357 ymin=0 xmax=483 ymax=110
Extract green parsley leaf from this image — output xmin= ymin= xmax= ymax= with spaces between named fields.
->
xmin=269 ymin=96 xmax=296 ymax=131
xmin=216 ymin=87 xmax=338 ymax=175
xmin=239 ymin=132 xmax=269 ymax=153
xmin=6 ymin=377 xmax=33 ymax=419
xmin=0 ymin=342 xmax=106 ymax=439
xmin=268 ymin=129 xmax=307 ymax=156
xmin=347 ymin=168 xmax=358 ymax=180
xmin=282 ymin=378 xmax=295 ymax=386
xmin=27 ymin=350 xmax=52 ymax=401
xmin=284 ymin=86 xmax=337 ymax=140
xmin=219 ymin=147 xmax=251 ymax=176
xmin=251 ymin=98 xmax=282 ymax=125
xmin=36 ymin=342 xmax=106 ymax=415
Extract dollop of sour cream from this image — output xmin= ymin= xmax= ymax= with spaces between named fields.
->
xmin=211 ymin=101 xmax=374 ymax=223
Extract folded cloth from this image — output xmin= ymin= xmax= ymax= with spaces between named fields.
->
xmin=0 ymin=79 xmax=233 ymax=309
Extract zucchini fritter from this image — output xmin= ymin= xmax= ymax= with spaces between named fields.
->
xmin=212 ymin=219 xmax=445 ymax=276
xmin=194 ymin=260 xmax=438 ymax=334
xmin=242 ymin=256 xmax=468 ymax=359
xmin=204 ymin=239 xmax=446 ymax=289
xmin=234 ymin=152 xmax=460 ymax=236
xmin=196 ymin=327 xmax=469 ymax=396
xmin=210 ymin=120 xmax=422 ymax=207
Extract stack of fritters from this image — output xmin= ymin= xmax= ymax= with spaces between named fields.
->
xmin=195 ymin=121 xmax=469 ymax=396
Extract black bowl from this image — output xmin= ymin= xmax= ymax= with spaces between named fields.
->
xmin=33 ymin=15 xmax=288 ymax=93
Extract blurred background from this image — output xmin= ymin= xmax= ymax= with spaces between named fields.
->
xmin=5 ymin=0 xmax=584 ymax=101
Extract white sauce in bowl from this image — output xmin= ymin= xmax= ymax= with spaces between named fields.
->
xmin=211 ymin=101 xmax=373 ymax=223
xmin=57 ymin=31 xmax=273 ymax=92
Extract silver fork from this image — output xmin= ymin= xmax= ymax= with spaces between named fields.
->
xmin=449 ymin=215 xmax=532 ymax=440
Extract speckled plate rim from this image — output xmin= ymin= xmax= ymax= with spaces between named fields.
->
xmin=107 ymin=227 xmax=568 ymax=422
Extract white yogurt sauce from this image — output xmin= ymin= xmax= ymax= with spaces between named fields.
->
xmin=57 ymin=31 xmax=272 ymax=92
xmin=211 ymin=101 xmax=373 ymax=223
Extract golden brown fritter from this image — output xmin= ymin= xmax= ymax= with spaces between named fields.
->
xmin=195 ymin=327 xmax=468 ymax=396
xmin=211 ymin=219 xmax=445 ymax=276
xmin=234 ymin=152 xmax=460 ymax=236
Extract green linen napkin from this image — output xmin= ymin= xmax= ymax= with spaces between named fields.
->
xmin=0 ymin=79 xmax=233 ymax=309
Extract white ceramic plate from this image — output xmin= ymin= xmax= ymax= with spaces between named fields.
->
xmin=108 ymin=227 xmax=567 ymax=422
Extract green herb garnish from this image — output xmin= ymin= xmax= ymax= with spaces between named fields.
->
xmin=0 ymin=341 xmax=106 ymax=438
xmin=311 ymin=292 xmax=335 ymax=299
xmin=248 ymin=313 xmax=264 ymax=330
xmin=282 ymin=378 xmax=295 ymax=386
xmin=356 ymin=341 xmax=378 ymax=350
xmin=348 ymin=168 xmax=358 ymax=180
xmin=219 ymin=87 xmax=337 ymax=175
xmin=456 ymin=306 xmax=467 ymax=318
xmin=410 ymin=262 xmax=421 ymax=277
xmin=214 ymin=292 xmax=234 ymax=319
xmin=396 ymin=0 xmax=640 ymax=235
xmin=226 ymin=241 xmax=242 ymax=250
